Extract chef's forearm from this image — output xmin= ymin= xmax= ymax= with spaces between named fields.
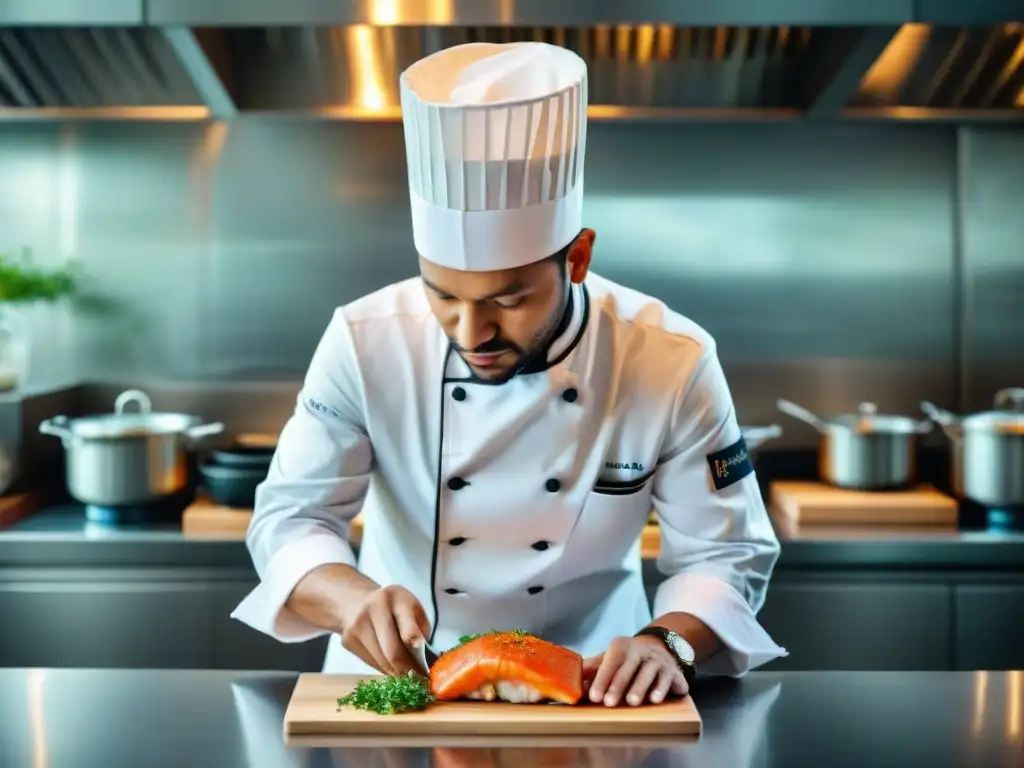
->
xmin=648 ymin=611 xmax=723 ymax=663
xmin=285 ymin=563 xmax=379 ymax=634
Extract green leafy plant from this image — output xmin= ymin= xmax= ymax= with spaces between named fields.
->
xmin=0 ymin=249 xmax=81 ymax=303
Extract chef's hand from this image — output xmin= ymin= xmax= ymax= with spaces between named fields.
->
xmin=338 ymin=584 xmax=432 ymax=677
xmin=583 ymin=635 xmax=689 ymax=707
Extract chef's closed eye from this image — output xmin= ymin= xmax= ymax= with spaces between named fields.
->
xmin=493 ymin=294 xmax=526 ymax=309
xmin=428 ymin=284 xmax=526 ymax=310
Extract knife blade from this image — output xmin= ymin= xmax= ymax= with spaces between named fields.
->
xmin=411 ymin=637 xmax=440 ymax=674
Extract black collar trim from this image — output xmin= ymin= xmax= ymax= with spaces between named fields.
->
xmin=442 ymin=282 xmax=590 ymax=386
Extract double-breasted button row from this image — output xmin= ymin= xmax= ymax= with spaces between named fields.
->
xmin=447 ymin=537 xmax=551 ymax=550
xmin=447 ymin=476 xmax=561 ymax=493
xmin=441 ymin=586 xmax=545 ymax=596
xmin=448 ymin=385 xmax=579 ymax=403
xmin=442 ymin=536 xmax=551 ymax=595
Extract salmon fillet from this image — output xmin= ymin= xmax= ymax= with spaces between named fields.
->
xmin=429 ymin=630 xmax=584 ymax=705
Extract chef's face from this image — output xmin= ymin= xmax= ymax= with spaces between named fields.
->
xmin=420 ymin=229 xmax=595 ymax=382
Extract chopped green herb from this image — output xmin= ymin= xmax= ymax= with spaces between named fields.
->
xmin=457 ymin=628 xmax=532 ymax=645
xmin=336 ymin=670 xmax=434 ymax=715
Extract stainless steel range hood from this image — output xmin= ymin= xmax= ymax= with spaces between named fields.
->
xmin=143 ymin=0 xmax=1018 ymax=28
xmin=183 ymin=22 xmax=1024 ymax=122
xmin=848 ymin=23 xmax=1024 ymax=116
xmin=0 ymin=27 xmax=228 ymax=119
xmin=0 ymin=0 xmax=1020 ymax=122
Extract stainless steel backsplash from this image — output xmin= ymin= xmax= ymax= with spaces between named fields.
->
xmin=0 ymin=118 xmax=1020 ymax=449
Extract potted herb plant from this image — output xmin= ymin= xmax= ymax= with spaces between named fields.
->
xmin=0 ymin=248 xmax=81 ymax=392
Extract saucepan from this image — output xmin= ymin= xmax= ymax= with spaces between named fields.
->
xmin=776 ymin=399 xmax=933 ymax=490
xmin=921 ymin=388 xmax=1024 ymax=508
xmin=39 ymin=389 xmax=224 ymax=506
xmin=741 ymin=424 xmax=784 ymax=451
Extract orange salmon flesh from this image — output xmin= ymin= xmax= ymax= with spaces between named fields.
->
xmin=429 ymin=632 xmax=584 ymax=705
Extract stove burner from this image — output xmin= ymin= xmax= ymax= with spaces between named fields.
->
xmin=85 ymin=504 xmax=161 ymax=526
xmin=958 ymin=500 xmax=1024 ymax=532
xmin=82 ymin=489 xmax=194 ymax=526
xmin=985 ymin=508 xmax=1024 ymax=532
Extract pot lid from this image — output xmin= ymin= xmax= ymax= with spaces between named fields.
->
xmin=827 ymin=403 xmax=927 ymax=435
xmin=64 ymin=411 xmax=202 ymax=439
xmin=60 ymin=389 xmax=202 ymax=439
xmin=961 ymin=388 xmax=1024 ymax=434
xmin=961 ymin=412 xmax=1024 ymax=433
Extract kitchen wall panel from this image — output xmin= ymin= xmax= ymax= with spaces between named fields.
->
xmin=0 ymin=118 xmax=983 ymax=447
xmin=958 ymin=127 xmax=1024 ymax=415
xmin=0 ymin=122 xmax=210 ymax=385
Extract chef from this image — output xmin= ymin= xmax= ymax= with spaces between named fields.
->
xmin=232 ymin=40 xmax=787 ymax=707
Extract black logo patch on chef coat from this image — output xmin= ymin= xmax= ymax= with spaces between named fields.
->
xmin=706 ymin=436 xmax=753 ymax=491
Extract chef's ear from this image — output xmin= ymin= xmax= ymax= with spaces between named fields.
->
xmin=567 ymin=228 xmax=595 ymax=283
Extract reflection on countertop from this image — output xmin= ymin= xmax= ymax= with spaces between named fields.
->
xmin=0 ymin=668 xmax=1021 ymax=768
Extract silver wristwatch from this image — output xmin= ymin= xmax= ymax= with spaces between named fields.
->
xmin=635 ymin=626 xmax=697 ymax=685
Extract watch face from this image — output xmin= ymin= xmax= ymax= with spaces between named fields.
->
xmin=667 ymin=631 xmax=696 ymax=664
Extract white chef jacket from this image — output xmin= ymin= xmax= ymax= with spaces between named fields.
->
xmin=231 ymin=271 xmax=787 ymax=676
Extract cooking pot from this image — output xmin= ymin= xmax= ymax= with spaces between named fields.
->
xmin=39 ymin=388 xmax=224 ymax=506
xmin=920 ymin=388 xmax=1024 ymax=508
xmin=741 ymin=424 xmax=783 ymax=451
xmin=776 ymin=399 xmax=932 ymax=490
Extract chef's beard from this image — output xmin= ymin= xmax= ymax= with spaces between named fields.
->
xmin=454 ymin=267 xmax=571 ymax=384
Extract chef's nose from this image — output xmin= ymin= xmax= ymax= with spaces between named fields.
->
xmin=455 ymin=304 xmax=495 ymax=351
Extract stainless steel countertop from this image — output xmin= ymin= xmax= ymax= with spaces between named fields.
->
xmin=0 ymin=668 xmax=1021 ymax=767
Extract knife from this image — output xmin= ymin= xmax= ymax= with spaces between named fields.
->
xmin=411 ymin=636 xmax=440 ymax=674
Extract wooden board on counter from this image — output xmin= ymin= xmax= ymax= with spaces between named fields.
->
xmin=235 ymin=433 xmax=279 ymax=449
xmin=284 ymin=674 xmax=701 ymax=739
xmin=181 ymin=499 xmax=368 ymax=541
xmin=770 ymin=481 xmax=958 ymax=526
xmin=181 ymin=498 xmax=254 ymax=538
xmin=0 ymin=492 xmax=49 ymax=528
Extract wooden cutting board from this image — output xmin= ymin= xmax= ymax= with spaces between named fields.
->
xmin=770 ymin=481 xmax=958 ymax=525
xmin=283 ymin=674 xmax=701 ymax=738
xmin=181 ymin=497 xmax=254 ymax=537
xmin=0 ymin=492 xmax=49 ymax=528
xmin=180 ymin=498 xmax=366 ymax=540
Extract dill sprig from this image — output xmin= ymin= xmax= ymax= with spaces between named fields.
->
xmin=336 ymin=670 xmax=435 ymax=715
xmin=457 ymin=628 xmax=532 ymax=645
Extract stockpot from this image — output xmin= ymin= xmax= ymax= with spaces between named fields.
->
xmin=776 ymin=399 xmax=933 ymax=490
xmin=39 ymin=389 xmax=224 ymax=506
xmin=921 ymin=388 xmax=1024 ymax=508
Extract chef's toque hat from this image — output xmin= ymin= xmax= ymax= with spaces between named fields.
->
xmin=400 ymin=42 xmax=588 ymax=272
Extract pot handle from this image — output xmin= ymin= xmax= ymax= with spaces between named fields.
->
xmin=994 ymin=388 xmax=1024 ymax=412
xmin=741 ymin=424 xmax=783 ymax=451
xmin=39 ymin=415 xmax=73 ymax=441
xmin=185 ymin=422 xmax=225 ymax=444
xmin=115 ymin=389 xmax=152 ymax=415
xmin=776 ymin=399 xmax=827 ymax=433
xmin=920 ymin=401 xmax=961 ymax=441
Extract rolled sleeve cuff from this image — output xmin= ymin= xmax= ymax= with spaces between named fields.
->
xmin=653 ymin=571 xmax=788 ymax=677
xmin=230 ymin=532 xmax=357 ymax=643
